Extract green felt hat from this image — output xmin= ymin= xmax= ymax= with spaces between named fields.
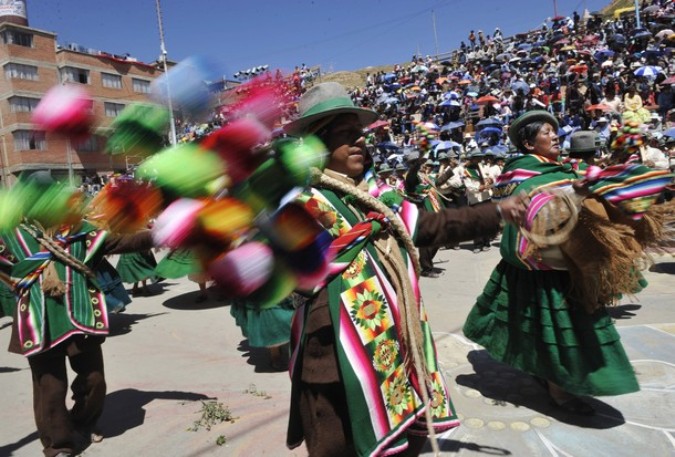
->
xmin=508 ymin=110 xmax=559 ymax=151
xmin=284 ymin=82 xmax=378 ymax=135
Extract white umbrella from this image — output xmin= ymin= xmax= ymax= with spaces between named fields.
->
xmin=601 ymin=60 xmax=614 ymax=68
xmin=656 ymin=29 xmax=674 ymax=39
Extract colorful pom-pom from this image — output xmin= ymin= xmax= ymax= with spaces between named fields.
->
xmin=135 ymin=143 xmax=227 ymax=198
xmin=150 ymin=55 xmax=221 ymax=120
xmin=197 ymin=197 xmax=254 ymax=241
xmin=106 ymin=103 xmax=169 ymax=156
xmin=152 ymin=198 xmax=206 ymax=248
xmin=32 ymin=84 xmax=94 ymax=140
xmin=207 ymin=241 xmax=274 ymax=296
xmin=87 ymin=180 xmax=163 ymax=233
xmin=199 ymin=118 xmax=271 ymax=185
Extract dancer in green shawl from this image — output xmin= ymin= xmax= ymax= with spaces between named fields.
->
xmin=0 ymin=171 xmax=154 ymax=457
xmin=283 ymin=83 xmax=529 ymax=457
xmin=463 ymin=111 xmax=673 ymax=416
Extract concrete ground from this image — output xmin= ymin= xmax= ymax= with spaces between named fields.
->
xmin=0 ymin=243 xmax=673 ymax=457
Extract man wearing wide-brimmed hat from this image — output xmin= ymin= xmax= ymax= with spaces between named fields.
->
xmin=282 ymin=82 xmax=529 ymax=457
xmin=566 ymin=130 xmax=601 ymax=164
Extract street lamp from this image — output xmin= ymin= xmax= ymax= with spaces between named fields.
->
xmin=155 ymin=0 xmax=177 ymax=145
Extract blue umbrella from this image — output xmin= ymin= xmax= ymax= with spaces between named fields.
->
xmin=510 ymin=80 xmax=530 ymax=94
xmin=441 ymin=121 xmax=465 ymax=131
xmin=434 ymin=140 xmax=461 ymax=153
xmin=633 ymin=28 xmax=652 ymax=39
xmin=634 ymin=65 xmax=663 ymax=77
xmin=664 ymin=127 xmax=675 ymax=138
xmin=593 ymin=49 xmax=615 ymax=62
xmin=377 ymin=95 xmax=400 ymax=105
xmin=517 ymin=43 xmax=532 ymax=50
xmin=383 ymin=73 xmax=397 ymax=82
xmin=376 ymin=141 xmax=399 ymax=152
xmin=476 ymin=117 xmax=503 ymax=128
xmin=613 ymin=33 xmax=626 ymax=43
xmin=641 ymin=48 xmax=664 ymax=59
xmin=440 ymin=99 xmax=461 ymax=107
xmin=476 ymin=126 xmax=502 ymax=136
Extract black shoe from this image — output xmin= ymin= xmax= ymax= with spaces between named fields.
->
xmin=194 ymin=294 xmax=208 ymax=303
xmin=420 ymin=269 xmax=441 ymax=278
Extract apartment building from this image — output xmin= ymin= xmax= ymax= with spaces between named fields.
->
xmin=0 ymin=5 xmax=163 ymax=186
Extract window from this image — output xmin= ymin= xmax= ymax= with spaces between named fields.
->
xmin=60 ymin=66 xmax=90 ymax=84
xmin=2 ymin=30 xmax=33 ymax=47
xmin=132 ymin=78 xmax=150 ymax=93
xmin=101 ymin=72 xmax=122 ymax=89
xmin=8 ymin=96 xmax=39 ymax=113
xmin=4 ymin=63 xmax=38 ymax=80
xmin=13 ymin=130 xmax=46 ymax=151
xmin=104 ymin=102 xmax=125 ymax=117
xmin=75 ymin=135 xmax=99 ymax=153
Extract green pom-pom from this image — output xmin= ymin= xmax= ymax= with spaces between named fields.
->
xmin=0 ymin=189 xmax=25 ymax=231
xmin=23 ymin=182 xmax=75 ymax=228
xmin=135 ymin=143 xmax=226 ymax=198
xmin=277 ymin=135 xmax=328 ymax=184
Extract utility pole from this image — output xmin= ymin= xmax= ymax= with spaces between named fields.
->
xmin=634 ymin=0 xmax=642 ymax=28
xmin=553 ymin=0 xmax=558 ymax=18
xmin=155 ymin=0 xmax=177 ymax=146
xmin=432 ymin=10 xmax=439 ymax=58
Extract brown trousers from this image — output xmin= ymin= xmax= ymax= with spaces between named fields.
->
xmin=27 ymin=334 xmax=106 ymax=457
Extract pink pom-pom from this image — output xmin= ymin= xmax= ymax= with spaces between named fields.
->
xmin=32 ymin=84 xmax=94 ymax=139
xmin=230 ymin=78 xmax=288 ymax=129
xmin=152 ymin=198 xmax=205 ymax=248
xmin=200 ymin=118 xmax=270 ymax=184
xmin=208 ymin=242 xmax=274 ymax=296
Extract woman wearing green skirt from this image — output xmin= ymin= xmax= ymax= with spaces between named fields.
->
xmin=116 ymin=249 xmax=157 ymax=296
xmin=463 ymin=111 xmax=641 ymax=416
xmin=154 ymin=249 xmax=209 ymax=302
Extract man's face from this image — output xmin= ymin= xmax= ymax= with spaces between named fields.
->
xmin=324 ymin=114 xmax=366 ymax=178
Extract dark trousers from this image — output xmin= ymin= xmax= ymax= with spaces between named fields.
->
xmin=470 ymin=201 xmax=492 ymax=249
xmin=28 ymin=335 xmax=106 ymax=457
xmin=419 ymin=246 xmax=439 ymax=272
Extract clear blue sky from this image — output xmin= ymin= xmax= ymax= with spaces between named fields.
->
xmin=28 ymin=0 xmax=612 ymax=78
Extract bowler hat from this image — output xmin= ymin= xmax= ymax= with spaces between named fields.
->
xmin=284 ymin=82 xmax=378 ymax=135
xmin=568 ymin=130 xmax=599 ymax=153
xmin=508 ymin=110 xmax=559 ymax=152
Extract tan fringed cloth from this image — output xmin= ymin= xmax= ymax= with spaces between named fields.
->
xmin=521 ymin=190 xmax=675 ymax=314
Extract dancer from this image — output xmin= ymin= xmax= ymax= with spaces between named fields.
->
xmin=463 ymin=111 xmax=672 ymax=415
xmin=0 ymin=171 xmax=154 ymax=457
xmin=283 ymin=82 xmax=528 ymax=456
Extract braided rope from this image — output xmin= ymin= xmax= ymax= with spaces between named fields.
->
xmin=21 ymin=223 xmax=96 ymax=280
xmin=310 ymin=169 xmax=421 ymax=275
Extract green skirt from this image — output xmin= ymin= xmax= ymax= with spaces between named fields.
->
xmin=230 ymin=296 xmax=296 ymax=348
xmin=0 ymin=282 xmax=16 ymax=319
xmin=463 ymin=260 xmax=639 ymax=397
xmin=116 ymin=250 xmax=157 ymax=284
xmin=154 ymin=249 xmax=201 ymax=279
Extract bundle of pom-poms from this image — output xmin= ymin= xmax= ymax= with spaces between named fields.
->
xmin=10 ymin=59 xmax=335 ymax=306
